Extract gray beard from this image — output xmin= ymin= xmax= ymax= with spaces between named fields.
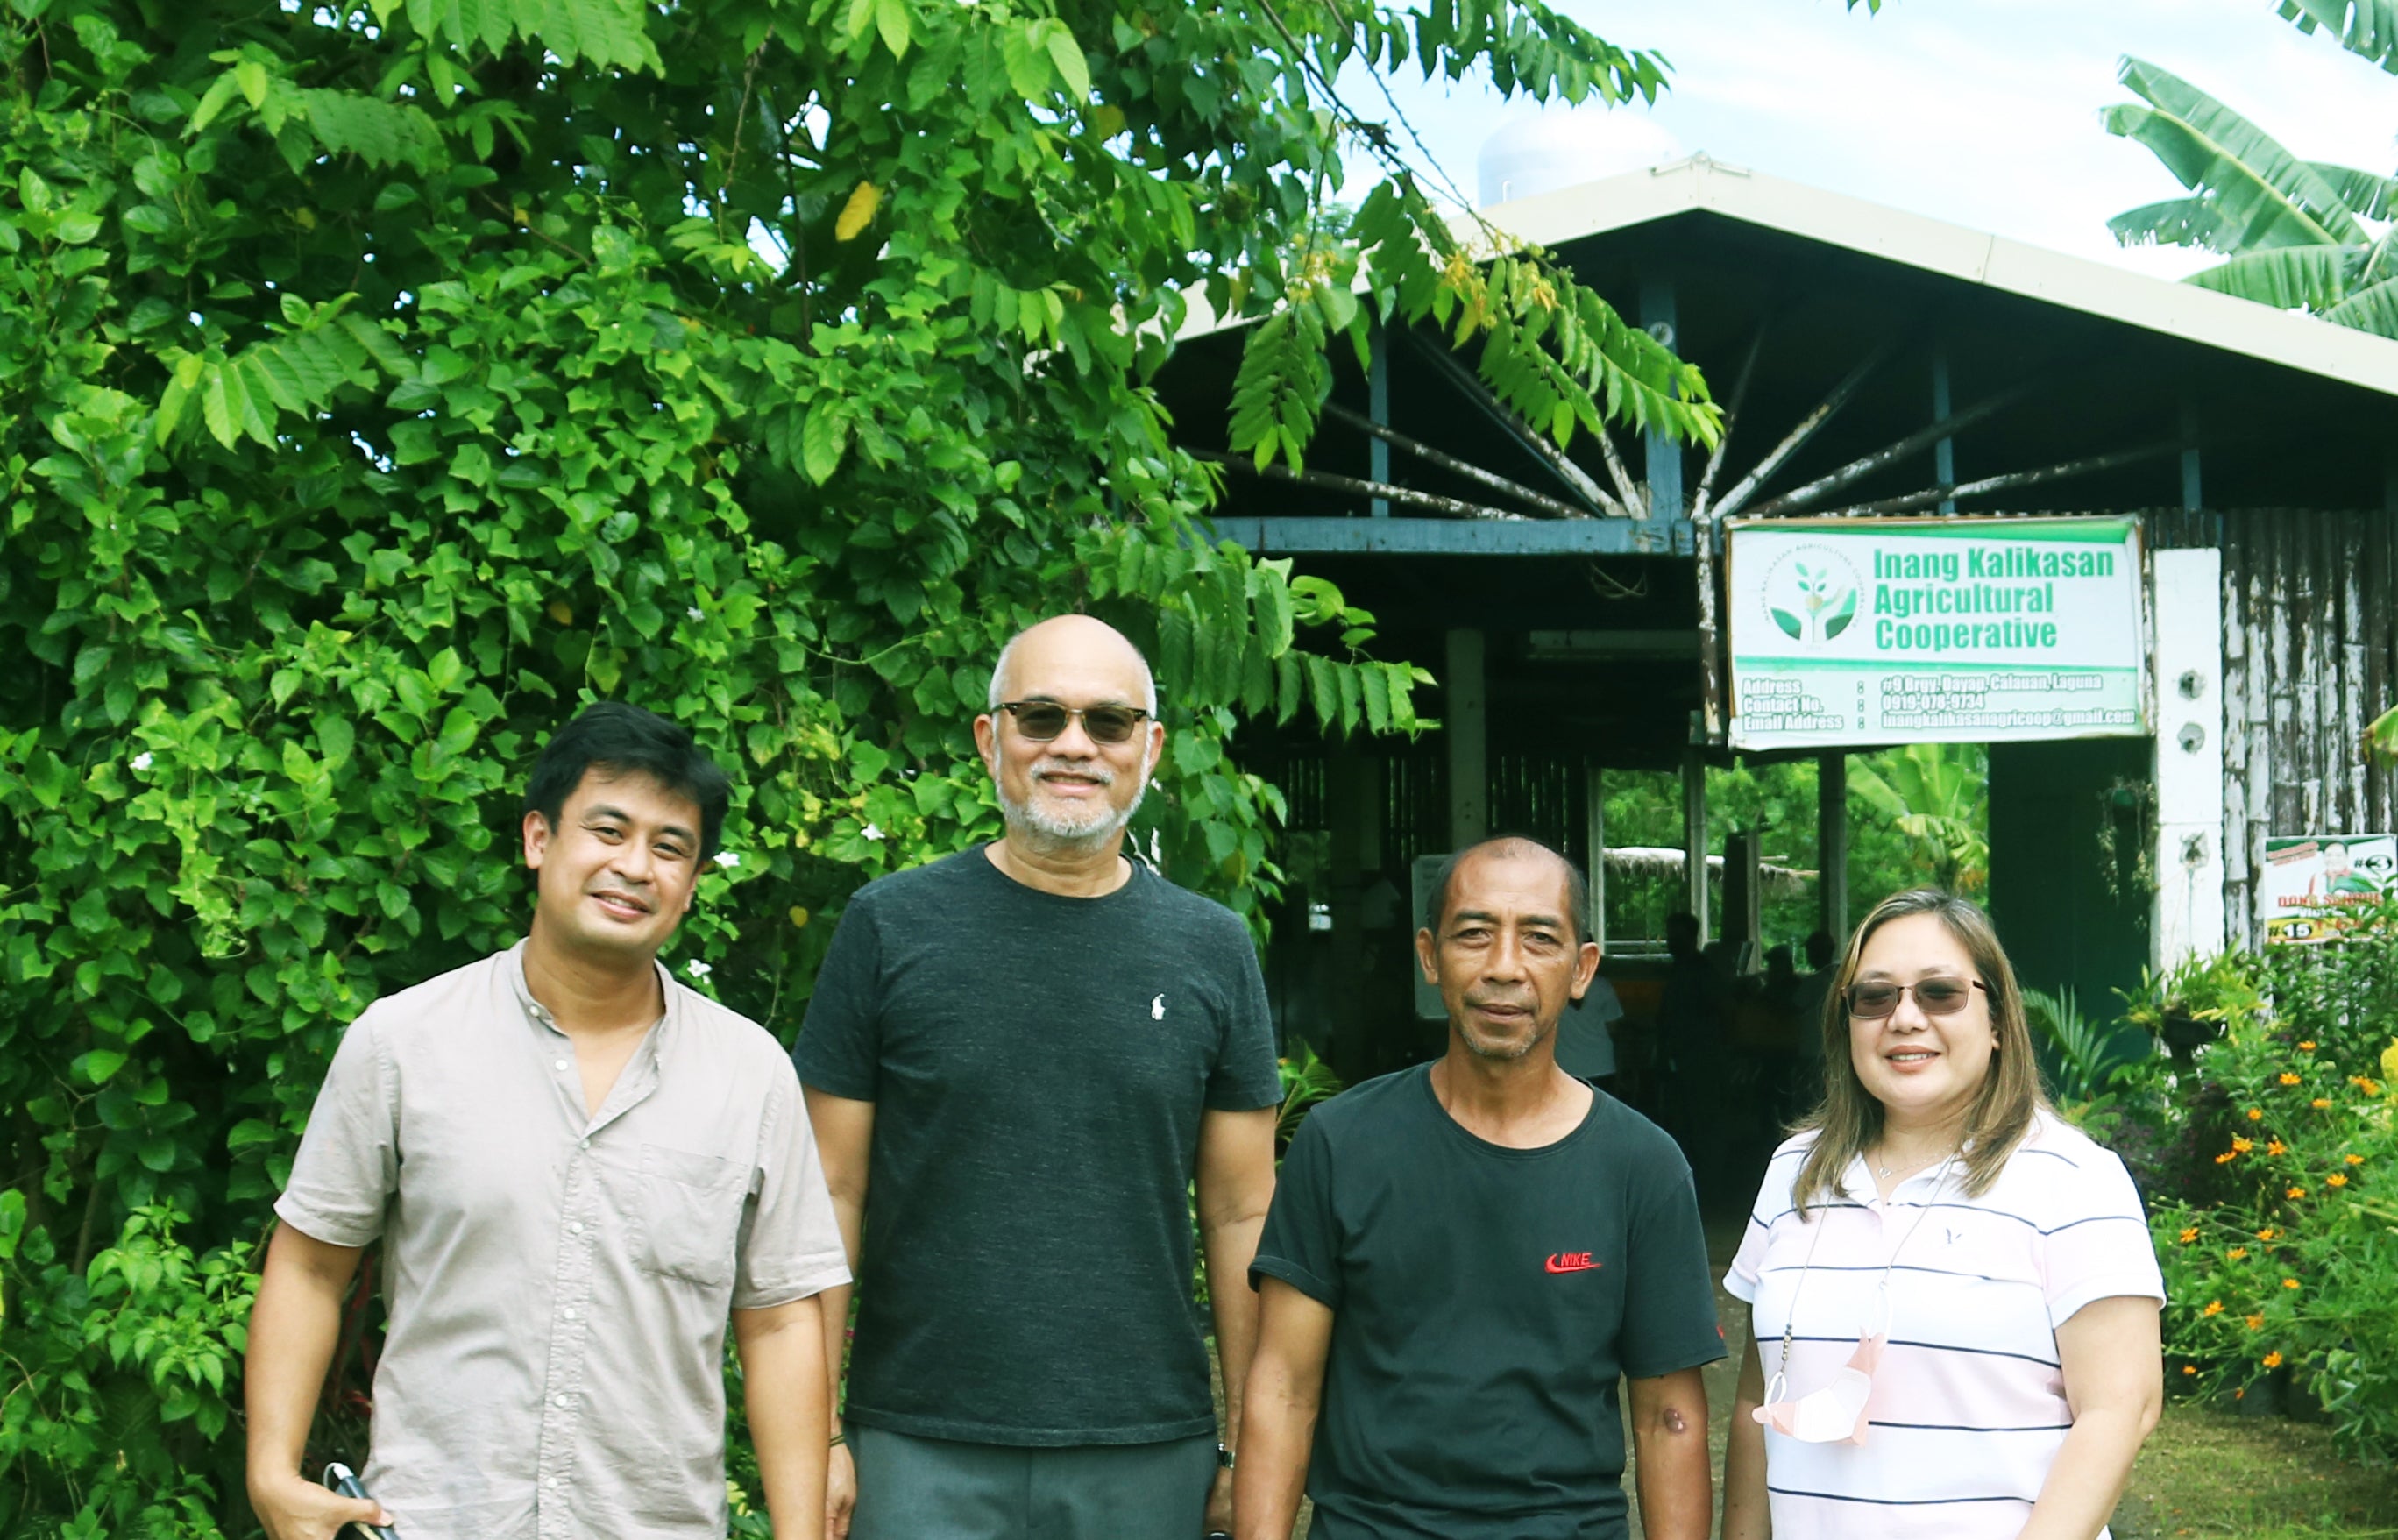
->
xmin=997 ymin=757 xmax=1151 ymax=855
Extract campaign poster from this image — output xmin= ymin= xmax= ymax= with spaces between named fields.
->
xmin=2260 ymin=834 xmax=2397 ymax=945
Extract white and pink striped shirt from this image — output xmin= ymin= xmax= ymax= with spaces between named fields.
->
xmin=1727 ymin=1113 xmax=2165 ymax=1539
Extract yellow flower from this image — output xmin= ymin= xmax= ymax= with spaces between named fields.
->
xmin=2203 ymin=1300 xmax=2224 ymax=1316
xmin=2264 ymin=1351 xmax=2284 ymax=1369
xmin=2229 ymin=1247 xmax=2249 ymax=1260
xmin=2312 ymin=1097 xmax=2333 ymax=1110
xmin=2248 ymin=1107 xmax=2266 ymax=1121
xmin=2327 ymin=1173 xmax=2349 ymax=1188
xmin=2179 ymin=1227 xmax=2200 ymax=1244
xmin=2280 ymin=1072 xmax=2302 ymax=1085
xmin=2347 ymin=1153 xmax=2366 ymax=1165
xmin=2217 ymin=1152 xmax=2239 ymax=1164
xmin=2245 ymin=1313 xmax=2265 ymax=1330
xmin=2182 ymin=1364 xmax=2199 ymax=1375
xmin=2267 ymin=1140 xmax=2288 ymax=1156
xmin=2258 ymin=1227 xmax=2280 ymax=1241
xmin=2233 ymin=1137 xmax=2254 ymax=1153
xmin=2282 ymin=1277 xmax=2301 ymax=1289
xmin=2288 ymin=1186 xmax=2308 ymax=1199
xmin=2298 ymin=1040 xmax=2317 ymax=1052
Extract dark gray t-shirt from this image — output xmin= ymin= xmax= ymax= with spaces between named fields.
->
xmin=794 ymin=848 xmax=1281 ymax=1445
xmin=1252 ymin=1068 xmax=1723 ymax=1539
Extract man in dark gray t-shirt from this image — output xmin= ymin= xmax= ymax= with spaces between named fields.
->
xmin=798 ymin=615 xmax=1281 ymax=1540
xmin=1236 ymin=837 xmax=1720 ymax=1540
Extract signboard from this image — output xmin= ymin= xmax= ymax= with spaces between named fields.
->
xmin=1726 ymin=515 xmax=2150 ymax=750
xmin=2260 ymin=834 xmax=2396 ymax=945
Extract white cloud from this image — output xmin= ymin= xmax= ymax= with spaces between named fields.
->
xmin=1346 ymin=0 xmax=2395 ymax=277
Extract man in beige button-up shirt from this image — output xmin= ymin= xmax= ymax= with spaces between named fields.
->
xmin=245 ymin=702 xmax=849 ymax=1540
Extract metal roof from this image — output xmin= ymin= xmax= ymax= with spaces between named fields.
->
xmin=1186 ymin=155 xmax=2398 ymax=401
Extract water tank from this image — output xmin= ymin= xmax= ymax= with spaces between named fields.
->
xmin=1476 ymin=110 xmax=1685 ymax=208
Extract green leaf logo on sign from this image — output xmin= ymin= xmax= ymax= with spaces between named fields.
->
xmin=1763 ymin=545 xmax=1859 ymax=645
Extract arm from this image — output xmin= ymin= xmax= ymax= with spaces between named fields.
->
xmin=1232 ymin=1277 xmax=1333 ymax=1540
xmin=2015 ymin=1295 xmax=2163 ymax=1540
xmin=1197 ymin=1105 xmax=1278 ymax=1530
xmin=735 ymin=1295 xmax=831 ymax=1538
xmin=1627 ymin=1366 xmax=1712 ymax=1540
xmin=1720 ymin=1326 xmax=1771 ymax=1540
xmin=244 ymin=1224 xmax=391 ymax=1540
xmin=802 ymin=1086 xmax=874 ymax=1540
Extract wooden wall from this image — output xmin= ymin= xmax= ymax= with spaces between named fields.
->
xmin=2153 ymin=509 xmax=2398 ymax=949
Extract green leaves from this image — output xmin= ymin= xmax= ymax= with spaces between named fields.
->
xmin=2277 ymin=0 xmax=2398 ymax=72
xmin=2104 ymin=54 xmax=2398 ymax=338
xmin=1228 ymin=304 xmax=1330 ymax=472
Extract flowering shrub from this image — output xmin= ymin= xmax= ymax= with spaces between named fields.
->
xmin=2145 ymin=905 xmax=2398 ymax=1462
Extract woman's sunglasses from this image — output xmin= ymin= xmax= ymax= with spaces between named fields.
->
xmin=994 ymin=700 xmax=1151 ymax=745
xmin=1845 ymin=976 xmax=1988 ymax=1019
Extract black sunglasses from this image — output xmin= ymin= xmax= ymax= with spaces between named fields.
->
xmin=1846 ymin=976 xmax=1989 ymax=1019
xmin=994 ymin=700 xmax=1152 ymax=745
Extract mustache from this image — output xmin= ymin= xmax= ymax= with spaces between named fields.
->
xmin=1465 ymin=992 xmax=1535 ymax=1014
xmin=1031 ymin=757 xmax=1117 ymax=785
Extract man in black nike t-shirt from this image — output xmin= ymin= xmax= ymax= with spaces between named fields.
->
xmin=1237 ymin=836 xmax=1721 ymax=1540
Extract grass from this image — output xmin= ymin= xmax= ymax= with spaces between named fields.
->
xmin=2109 ymin=1401 xmax=2398 ymax=1538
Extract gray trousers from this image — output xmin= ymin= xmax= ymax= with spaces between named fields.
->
xmin=848 ymin=1423 xmax=1218 ymax=1540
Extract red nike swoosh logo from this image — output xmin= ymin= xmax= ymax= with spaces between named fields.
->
xmin=1544 ymin=1253 xmax=1600 ymax=1274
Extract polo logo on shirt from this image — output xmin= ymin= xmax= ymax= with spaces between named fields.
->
xmin=1544 ymin=1251 xmax=1600 ymax=1274
xmin=1150 ymin=993 xmax=1167 ymax=1021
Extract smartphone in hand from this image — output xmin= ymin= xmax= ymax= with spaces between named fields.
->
xmin=322 ymin=1462 xmax=398 ymax=1540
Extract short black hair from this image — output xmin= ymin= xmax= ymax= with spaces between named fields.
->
xmin=523 ymin=702 xmax=734 ymax=858
xmin=1422 ymin=835 xmax=1591 ymax=946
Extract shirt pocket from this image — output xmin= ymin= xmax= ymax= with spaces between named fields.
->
xmin=634 ymin=1144 xmax=745 ymax=1288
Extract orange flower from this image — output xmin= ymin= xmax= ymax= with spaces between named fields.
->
xmin=2346 ymin=1153 xmax=2366 ymax=1165
xmin=2288 ymin=1186 xmax=2308 ymax=1199
xmin=2203 ymin=1300 xmax=2224 ymax=1316
xmin=2267 ymin=1140 xmax=2287 ymax=1156
xmin=2248 ymin=1107 xmax=2266 ymax=1121
xmin=2298 ymin=1040 xmax=2317 ymax=1052
xmin=2228 ymin=1247 xmax=2249 ymax=1260
xmin=2179 ymin=1227 xmax=2200 ymax=1244
xmin=2245 ymin=1313 xmax=2265 ymax=1330
xmin=2327 ymin=1173 xmax=2349 ymax=1188
xmin=2313 ymin=1097 xmax=2333 ymax=1110
xmin=2258 ymin=1227 xmax=2280 ymax=1241
xmin=2282 ymin=1277 xmax=2301 ymax=1290
xmin=2217 ymin=1152 xmax=2239 ymax=1165
xmin=2280 ymin=1073 xmax=2302 ymax=1085
xmin=2264 ymin=1351 xmax=2284 ymax=1369
xmin=2233 ymin=1137 xmax=2254 ymax=1153
xmin=2182 ymin=1364 xmax=2198 ymax=1376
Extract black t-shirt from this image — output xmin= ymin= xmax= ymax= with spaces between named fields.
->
xmin=1251 ymin=1067 xmax=1723 ymax=1539
xmin=794 ymin=848 xmax=1281 ymax=1445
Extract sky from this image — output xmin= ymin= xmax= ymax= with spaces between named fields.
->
xmin=1337 ymin=0 xmax=2398 ymax=280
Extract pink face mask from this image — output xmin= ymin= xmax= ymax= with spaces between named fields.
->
xmin=1754 ymin=1329 xmax=1884 ymax=1445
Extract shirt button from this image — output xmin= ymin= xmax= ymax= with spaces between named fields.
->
xmin=548 ymin=1477 xmax=562 ymax=1489
xmin=561 ymin=1307 xmax=578 ymax=1320
xmin=556 ymin=1060 xmax=569 ymax=1072
xmin=578 ymin=1138 xmax=591 ymax=1151
xmin=554 ymin=1394 xmax=572 ymax=1407
xmin=569 ymin=1222 xmax=585 ymax=1234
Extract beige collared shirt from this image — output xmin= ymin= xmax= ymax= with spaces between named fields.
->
xmin=276 ymin=942 xmax=848 ymax=1540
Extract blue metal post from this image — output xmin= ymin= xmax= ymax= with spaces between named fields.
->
xmin=1641 ymin=279 xmax=1682 ymax=520
xmin=1369 ymin=330 xmax=1391 ymax=518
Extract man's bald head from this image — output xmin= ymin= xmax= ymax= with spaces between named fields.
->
xmin=1424 ymin=836 xmax=1591 ymax=945
xmin=989 ymin=614 xmax=1158 ymax=715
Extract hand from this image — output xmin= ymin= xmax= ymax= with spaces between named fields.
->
xmin=825 ymin=1441 xmax=856 ymax=1540
xmin=250 ymin=1468 xmax=391 ymax=1540
xmin=1203 ymin=1463 xmax=1232 ymax=1536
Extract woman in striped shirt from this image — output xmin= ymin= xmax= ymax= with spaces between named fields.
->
xmin=1721 ymin=890 xmax=2165 ymax=1540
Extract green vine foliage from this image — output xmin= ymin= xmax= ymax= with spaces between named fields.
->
xmin=0 ymin=0 xmax=1703 ymax=1528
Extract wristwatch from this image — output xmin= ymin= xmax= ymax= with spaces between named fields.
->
xmin=1216 ymin=1441 xmax=1235 ymax=1469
